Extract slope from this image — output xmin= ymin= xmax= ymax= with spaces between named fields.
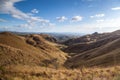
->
xmin=64 ymin=38 xmax=120 ymax=68
xmin=63 ymin=30 xmax=120 ymax=54
xmin=64 ymin=35 xmax=119 ymax=54
xmin=0 ymin=32 xmax=67 ymax=67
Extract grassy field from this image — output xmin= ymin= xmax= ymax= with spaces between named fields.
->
xmin=0 ymin=65 xmax=120 ymax=80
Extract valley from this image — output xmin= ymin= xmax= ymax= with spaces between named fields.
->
xmin=0 ymin=30 xmax=120 ymax=80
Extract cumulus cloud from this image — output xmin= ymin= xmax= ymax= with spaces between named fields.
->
xmin=56 ymin=16 xmax=67 ymax=22
xmin=111 ymin=7 xmax=120 ymax=10
xmin=31 ymin=9 xmax=39 ymax=13
xmin=90 ymin=14 xmax=105 ymax=18
xmin=71 ymin=16 xmax=83 ymax=22
xmin=0 ymin=18 xmax=7 ymax=22
xmin=0 ymin=0 xmax=53 ymax=28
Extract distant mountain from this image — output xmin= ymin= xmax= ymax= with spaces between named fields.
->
xmin=0 ymin=31 xmax=83 ymax=43
xmin=39 ymin=34 xmax=57 ymax=43
xmin=46 ymin=33 xmax=83 ymax=43
xmin=63 ymin=30 xmax=120 ymax=53
xmin=0 ymin=30 xmax=120 ymax=69
xmin=63 ymin=30 xmax=120 ymax=46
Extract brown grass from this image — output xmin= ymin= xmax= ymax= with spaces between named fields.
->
xmin=65 ymin=38 xmax=120 ymax=68
xmin=0 ymin=31 xmax=120 ymax=80
xmin=1 ymin=65 xmax=120 ymax=80
xmin=0 ymin=32 xmax=67 ymax=67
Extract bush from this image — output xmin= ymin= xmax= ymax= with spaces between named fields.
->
xmin=26 ymin=39 xmax=36 ymax=45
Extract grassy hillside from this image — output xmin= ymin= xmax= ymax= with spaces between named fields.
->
xmin=0 ymin=31 xmax=120 ymax=80
xmin=62 ymin=30 xmax=120 ymax=46
xmin=0 ymin=43 xmax=42 ymax=66
xmin=0 ymin=32 xmax=67 ymax=67
xmin=1 ymin=65 xmax=120 ymax=80
xmin=64 ymin=35 xmax=119 ymax=54
xmin=65 ymin=38 xmax=120 ymax=68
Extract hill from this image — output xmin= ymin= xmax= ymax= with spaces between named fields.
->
xmin=62 ymin=30 xmax=120 ymax=46
xmin=63 ymin=35 xmax=119 ymax=54
xmin=64 ymin=38 xmax=120 ymax=68
xmin=38 ymin=34 xmax=57 ymax=43
xmin=0 ymin=31 xmax=120 ymax=80
xmin=63 ymin=30 xmax=120 ymax=54
xmin=0 ymin=32 xmax=67 ymax=67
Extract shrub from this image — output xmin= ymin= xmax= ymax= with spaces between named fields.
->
xmin=26 ymin=39 xmax=36 ymax=46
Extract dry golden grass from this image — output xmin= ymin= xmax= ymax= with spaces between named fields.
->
xmin=0 ymin=32 xmax=120 ymax=80
xmin=1 ymin=65 xmax=120 ymax=80
xmin=0 ymin=32 xmax=68 ymax=67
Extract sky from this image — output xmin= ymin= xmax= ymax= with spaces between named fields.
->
xmin=0 ymin=0 xmax=120 ymax=33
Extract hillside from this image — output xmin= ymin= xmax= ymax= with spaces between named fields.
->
xmin=62 ymin=30 xmax=120 ymax=46
xmin=39 ymin=34 xmax=57 ymax=43
xmin=63 ymin=30 xmax=120 ymax=54
xmin=63 ymin=35 xmax=120 ymax=54
xmin=63 ymin=30 xmax=120 ymax=68
xmin=0 ymin=32 xmax=67 ymax=67
xmin=64 ymin=37 xmax=120 ymax=68
xmin=0 ymin=43 xmax=42 ymax=66
xmin=0 ymin=31 xmax=120 ymax=80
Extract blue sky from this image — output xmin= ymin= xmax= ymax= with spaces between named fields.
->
xmin=0 ymin=0 xmax=120 ymax=33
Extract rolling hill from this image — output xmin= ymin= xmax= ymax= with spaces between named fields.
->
xmin=63 ymin=35 xmax=120 ymax=54
xmin=64 ymin=30 xmax=120 ymax=68
xmin=0 ymin=30 xmax=120 ymax=68
xmin=64 ymin=38 xmax=120 ymax=68
xmin=0 ymin=30 xmax=120 ymax=80
xmin=0 ymin=32 xmax=67 ymax=67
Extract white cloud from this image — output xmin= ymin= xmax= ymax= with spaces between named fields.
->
xmin=90 ymin=14 xmax=105 ymax=18
xmin=71 ymin=16 xmax=83 ymax=22
xmin=20 ymin=18 xmax=50 ymax=29
xmin=27 ymin=13 xmax=34 ymax=16
xmin=82 ymin=18 xmax=120 ymax=33
xmin=0 ymin=0 xmax=29 ymax=20
xmin=31 ymin=9 xmax=39 ymax=13
xmin=56 ymin=16 xmax=67 ymax=22
xmin=0 ymin=0 xmax=54 ymax=29
xmin=111 ymin=7 xmax=120 ymax=10
xmin=96 ymin=19 xmax=104 ymax=23
xmin=0 ymin=18 xmax=7 ymax=22
xmin=48 ymin=23 xmax=55 ymax=27
xmin=52 ymin=18 xmax=120 ymax=33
